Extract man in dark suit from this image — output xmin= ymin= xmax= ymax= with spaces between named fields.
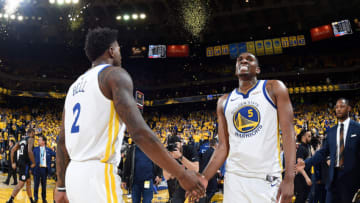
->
xmin=32 ymin=135 xmax=55 ymax=203
xmin=297 ymin=98 xmax=360 ymax=203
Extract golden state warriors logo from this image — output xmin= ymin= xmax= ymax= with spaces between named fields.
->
xmin=233 ymin=105 xmax=260 ymax=133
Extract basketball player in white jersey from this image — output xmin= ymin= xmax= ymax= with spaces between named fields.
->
xmin=195 ymin=52 xmax=296 ymax=203
xmin=54 ymin=27 xmax=205 ymax=203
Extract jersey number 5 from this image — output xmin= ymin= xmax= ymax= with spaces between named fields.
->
xmin=71 ymin=103 xmax=81 ymax=133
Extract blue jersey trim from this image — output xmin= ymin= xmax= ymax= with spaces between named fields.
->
xmin=223 ymin=91 xmax=232 ymax=115
xmin=235 ymin=80 xmax=260 ymax=99
xmin=98 ymin=64 xmax=112 ymax=76
xmin=263 ymin=80 xmax=277 ymax=109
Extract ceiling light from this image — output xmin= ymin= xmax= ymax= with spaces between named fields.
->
xmin=4 ymin=14 xmax=9 ymax=19
xmin=123 ymin=14 xmax=130 ymax=21
xmin=25 ymin=16 xmax=29 ymax=20
xmin=116 ymin=16 xmax=121 ymax=20
xmin=10 ymin=15 xmax=16 ymax=20
xmin=18 ymin=15 xmax=23 ymax=21
xmin=267 ymin=26 xmax=271 ymax=30
xmin=65 ymin=0 xmax=71 ymax=4
xmin=49 ymin=0 xmax=55 ymax=4
xmin=38 ymin=16 xmax=42 ymax=21
xmin=0 ymin=14 xmax=3 ymax=18
xmin=57 ymin=0 xmax=64 ymax=5
xmin=4 ymin=0 xmax=22 ymax=15
xmin=72 ymin=0 xmax=79 ymax=4
xmin=132 ymin=14 xmax=138 ymax=20
xmin=140 ymin=13 xmax=146 ymax=19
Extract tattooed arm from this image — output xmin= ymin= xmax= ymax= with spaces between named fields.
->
xmin=98 ymin=66 xmax=205 ymax=196
xmin=54 ymin=109 xmax=70 ymax=203
xmin=56 ymin=110 xmax=70 ymax=188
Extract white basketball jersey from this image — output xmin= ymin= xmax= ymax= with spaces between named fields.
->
xmin=64 ymin=64 xmax=126 ymax=166
xmin=224 ymin=80 xmax=282 ymax=179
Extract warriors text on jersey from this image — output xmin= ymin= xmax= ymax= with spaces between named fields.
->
xmin=64 ymin=64 xmax=126 ymax=166
xmin=224 ymin=80 xmax=283 ymax=179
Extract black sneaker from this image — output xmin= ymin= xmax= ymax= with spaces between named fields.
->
xmin=3 ymin=181 xmax=9 ymax=185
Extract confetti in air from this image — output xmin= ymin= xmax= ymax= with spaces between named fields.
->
xmin=4 ymin=0 xmax=23 ymax=15
xmin=180 ymin=0 xmax=211 ymax=39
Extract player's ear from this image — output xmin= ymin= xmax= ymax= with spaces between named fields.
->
xmin=108 ymin=47 xmax=115 ymax=58
xmin=256 ymin=67 xmax=261 ymax=74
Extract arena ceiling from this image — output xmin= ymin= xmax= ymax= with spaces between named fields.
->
xmin=0 ymin=0 xmax=359 ymax=45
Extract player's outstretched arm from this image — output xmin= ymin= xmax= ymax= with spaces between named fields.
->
xmin=99 ymin=66 xmax=205 ymax=197
xmin=55 ymin=109 xmax=70 ymax=203
xmin=27 ymin=137 xmax=36 ymax=168
xmin=201 ymin=95 xmax=230 ymax=182
xmin=268 ymin=80 xmax=296 ymax=203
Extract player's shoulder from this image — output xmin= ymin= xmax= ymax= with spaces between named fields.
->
xmin=265 ymin=79 xmax=288 ymax=94
xmin=99 ymin=65 xmax=131 ymax=82
xmin=99 ymin=65 xmax=127 ymax=74
xmin=217 ymin=92 xmax=232 ymax=111
xmin=219 ymin=92 xmax=231 ymax=102
xmin=265 ymin=79 xmax=286 ymax=87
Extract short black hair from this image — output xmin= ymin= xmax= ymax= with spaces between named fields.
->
xmin=84 ymin=27 xmax=119 ymax=62
xmin=167 ymin=135 xmax=181 ymax=145
xmin=337 ymin=97 xmax=349 ymax=106
xmin=297 ymin=129 xmax=309 ymax=142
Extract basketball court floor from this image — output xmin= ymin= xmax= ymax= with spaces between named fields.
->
xmin=0 ymin=173 xmax=224 ymax=202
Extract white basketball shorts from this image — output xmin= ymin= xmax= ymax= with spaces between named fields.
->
xmin=223 ymin=172 xmax=281 ymax=203
xmin=65 ymin=160 xmax=122 ymax=203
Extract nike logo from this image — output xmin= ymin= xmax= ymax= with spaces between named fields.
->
xmin=230 ymin=97 xmax=241 ymax=102
xmin=271 ymin=183 xmax=277 ymax=187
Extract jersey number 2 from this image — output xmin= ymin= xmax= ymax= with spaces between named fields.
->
xmin=71 ymin=103 xmax=81 ymax=133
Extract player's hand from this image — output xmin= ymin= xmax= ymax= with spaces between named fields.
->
xmin=276 ymin=178 xmax=294 ymax=203
xmin=186 ymin=174 xmax=208 ymax=203
xmin=178 ymin=170 xmax=206 ymax=202
xmin=54 ymin=189 xmax=69 ymax=203
xmin=170 ymin=149 xmax=182 ymax=159
xmin=296 ymin=158 xmax=305 ymax=172
xmin=30 ymin=163 xmax=36 ymax=168
xmin=12 ymin=163 xmax=16 ymax=169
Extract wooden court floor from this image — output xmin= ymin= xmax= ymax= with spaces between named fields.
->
xmin=0 ymin=173 xmax=223 ymax=203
